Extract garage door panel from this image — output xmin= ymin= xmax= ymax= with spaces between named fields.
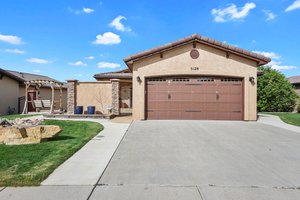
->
xmin=191 ymin=85 xmax=207 ymax=92
xmin=147 ymin=92 xmax=168 ymax=101
xmin=146 ymin=77 xmax=243 ymax=120
xmin=178 ymin=101 xmax=190 ymax=110
xmin=189 ymin=102 xmax=203 ymax=110
xmin=219 ymin=94 xmax=242 ymax=102
xmin=218 ymin=103 xmax=241 ymax=111
xmin=171 ymin=93 xmax=191 ymax=101
xmin=169 ymin=84 xmax=189 ymax=92
xmin=205 ymin=112 xmax=219 ymax=120
xmin=203 ymin=102 xmax=218 ymax=111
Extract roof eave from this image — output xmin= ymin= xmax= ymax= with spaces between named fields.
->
xmin=0 ymin=68 xmax=25 ymax=82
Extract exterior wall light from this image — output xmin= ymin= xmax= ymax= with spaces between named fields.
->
xmin=249 ymin=76 xmax=255 ymax=83
xmin=136 ymin=76 xmax=142 ymax=83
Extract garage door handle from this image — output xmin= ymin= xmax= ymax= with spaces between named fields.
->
xmin=216 ymin=92 xmax=219 ymax=100
xmin=168 ymin=94 xmax=171 ymax=99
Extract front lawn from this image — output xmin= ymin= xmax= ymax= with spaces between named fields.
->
xmin=0 ymin=120 xmax=103 ymax=186
xmin=264 ymin=112 xmax=300 ymax=127
xmin=1 ymin=114 xmax=41 ymax=120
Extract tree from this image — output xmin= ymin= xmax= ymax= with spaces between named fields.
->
xmin=257 ymin=66 xmax=298 ymax=112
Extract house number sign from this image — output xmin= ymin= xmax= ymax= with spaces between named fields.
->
xmin=191 ymin=67 xmax=199 ymax=71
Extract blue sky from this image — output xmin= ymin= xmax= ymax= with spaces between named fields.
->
xmin=0 ymin=0 xmax=300 ymax=81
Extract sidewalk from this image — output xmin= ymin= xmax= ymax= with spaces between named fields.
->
xmin=258 ymin=113 xmax=300 ymax=133
xmin=41 ymin=118 xmax=131 ymax=186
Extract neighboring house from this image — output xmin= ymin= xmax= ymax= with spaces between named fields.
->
xmin=0 ymin=69 xmax=67 ymax=115
xmin=67 ymin=34 xmax=271 ymax=120
xmin=288 ymin=76 xmax=300 ymax=95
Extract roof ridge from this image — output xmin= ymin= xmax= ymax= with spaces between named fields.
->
xmin=124 ymin=33 xmax=271 ymax=68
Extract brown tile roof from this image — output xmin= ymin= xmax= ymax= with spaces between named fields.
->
xmin=288 ymin=76 xmax=300 ymax=84
xmin=124 ymin=33 xmax=271 ymax=69
xmin=93 ymin=68 xmax=132 ymax=80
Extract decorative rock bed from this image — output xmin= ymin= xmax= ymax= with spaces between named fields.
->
xmin=0 ymin=118 xmax=61 ymax=145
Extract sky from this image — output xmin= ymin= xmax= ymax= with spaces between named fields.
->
xmin=0 ymin=0 xmax=300 ymax=81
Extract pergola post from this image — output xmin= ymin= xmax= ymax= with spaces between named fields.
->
xmin=22 ymin=83 xmax=30 ymax=114
xmin=50 ymin=84 xmax=55 ymax=114
xmin=59 ymin=86 xmax=63 ymax=113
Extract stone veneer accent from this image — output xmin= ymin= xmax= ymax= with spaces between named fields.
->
xmin=67 ymin=80 xmax=78 ymax=114
xmin=111 ymin=79 xmax=120 ymax=115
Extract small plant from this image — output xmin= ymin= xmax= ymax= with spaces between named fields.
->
xmin=7 ymin=106 xmax=15 ymax=115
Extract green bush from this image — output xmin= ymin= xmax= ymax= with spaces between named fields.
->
xmin=257 ymin=66 xmax=298 ymax=112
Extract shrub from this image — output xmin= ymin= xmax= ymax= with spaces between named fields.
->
xmin=257 ymin=66 xmax=298 ymax=112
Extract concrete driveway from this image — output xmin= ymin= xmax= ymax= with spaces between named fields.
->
xmin=90 ymin=120 xmax=300 ymax=200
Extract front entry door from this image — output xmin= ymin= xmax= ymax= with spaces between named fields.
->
xmin=27 ymin=91 xmax=37 ymax=112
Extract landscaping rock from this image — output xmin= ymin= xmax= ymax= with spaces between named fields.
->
xmin=0 ymin=118 xmax=12 ymax=127
xmin=0 ymin=125 xmax=62 ymax=145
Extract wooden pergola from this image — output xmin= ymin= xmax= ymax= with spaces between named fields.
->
xmin=22 ymin=80 xmax=63 ymax=114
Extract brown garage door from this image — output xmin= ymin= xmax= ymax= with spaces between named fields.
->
xmin=146 ymin=76 xmax=243 ymax=120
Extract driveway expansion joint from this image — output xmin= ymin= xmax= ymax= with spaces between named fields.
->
xmin=0 ymin=187 xmax=6 ymax=193
xmin=86 ymin=120 xmax=133 ymax=200
xmin=196 ymin=185 xmax=205 ymax=200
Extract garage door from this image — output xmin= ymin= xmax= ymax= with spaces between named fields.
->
xmin=146 ymin=77 xmax=243 ymax=120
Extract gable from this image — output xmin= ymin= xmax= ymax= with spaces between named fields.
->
xmin=124 ymin=34 xmax=271 ymax=70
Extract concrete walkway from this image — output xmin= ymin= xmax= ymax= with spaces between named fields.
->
xmin=258 ymin=113 xmax=300 ymax=133
xmin=41 ymin=118 xmax=130 ymax=186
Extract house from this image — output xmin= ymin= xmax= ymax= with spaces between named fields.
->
xmin=288 ymin=76 xmax=300 ymax=95
xmin=0 ymin=68 xmax=67 ymax=115
xmin=67 ymin=34 xmax=271 ymax=120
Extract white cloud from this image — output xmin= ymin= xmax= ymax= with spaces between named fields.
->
xmin=263 ymin=10 xmax=276 ymax=21
xmin=109 ymin=15 xmax=131 ymax=32
xmin=269 ymin=60 xmax=297 ymax=70
xmin=84 ymin=56 xmax=95 ymax=60
xmin=286 ymin=0 xmax=300 ymax=12
xmin=93 ymin=32 xmax=121 ymax=45
xmin=254 ymin=50 xmax=297 ymax=70
xmin=83 ymin=8 xmax=94 ymax=14
xmin=68 ymin=61 xmax=87 ymax=66
xmin=252 ymin=51 xmax=281 ymax=60
xmin=69 ymin=7 xmax=94 ymax=14
xmin=97 ymin=62 xmax=120 ymax=69
xmin=212 ymin=2 xmax=256 ymax=22
xmin=33 ymin=69 xmax=41 ymax=73
xmin=0 ymin=34 xmax=23 ymax=45
xmin=5 ymin=48 xmax=26 ymax=54
xmin=26 ymin=58 xmax=52 ymax=64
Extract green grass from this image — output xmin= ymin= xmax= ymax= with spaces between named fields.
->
xmin=264 ymin=112 xmax=300 ymax=127
xmin=0 ymin=120 xmax=103 ymax=186
xmin=1 ymin=114 xmax=41 ymax=120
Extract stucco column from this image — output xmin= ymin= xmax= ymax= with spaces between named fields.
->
xmin=111 ymin=79 xmax=120 ymax=115
xmin=67 ymin=80 xmax=78 ymax=114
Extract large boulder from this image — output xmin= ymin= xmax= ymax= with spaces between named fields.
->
xmin=0 ymin=125 xmax=62 ymax=145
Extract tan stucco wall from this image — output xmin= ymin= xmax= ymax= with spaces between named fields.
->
xmin=132 ymin=43 xmax=258 ymax=120
xmin=0 ymin=76 xmax=19 ymax=115
xmin=76 ymin=82 xmax=112 ymax=114
xmin=19 ymin=86 xmax=67 ymax=112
